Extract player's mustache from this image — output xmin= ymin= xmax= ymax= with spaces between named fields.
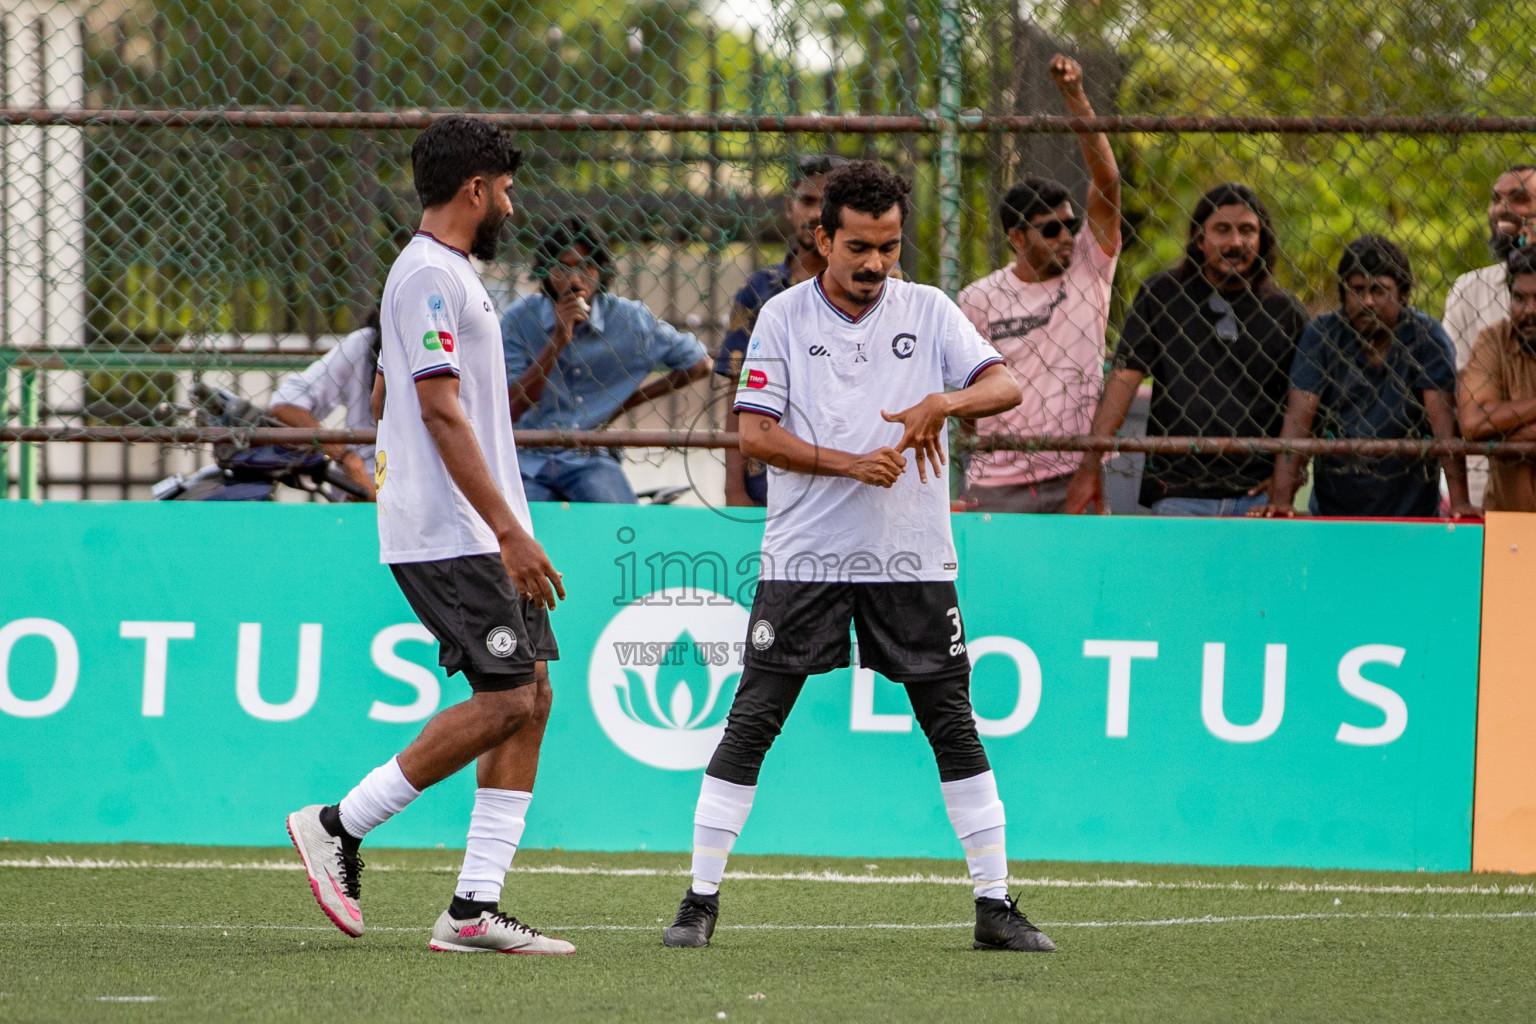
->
xmin=852 ymin=271 xmax=884 ymax=283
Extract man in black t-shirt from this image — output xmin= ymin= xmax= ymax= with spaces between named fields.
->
xmin=1066 ymin=183 xmax=1308 ymax=515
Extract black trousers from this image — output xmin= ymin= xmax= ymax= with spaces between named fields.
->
xmin=706 ymin=665 xmax=991 ymax=786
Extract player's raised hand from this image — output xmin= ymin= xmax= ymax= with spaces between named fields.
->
xmin=881 ymin=394 xmax=953 ymax=483
xmin=499 ymin=531 xmax=567 ymax=609
xmin=847 ymin=447 xmax=907 ymax=488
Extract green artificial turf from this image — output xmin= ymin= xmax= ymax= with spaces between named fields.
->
xmin=1 ymin=841 xmax=1534 ymax=1022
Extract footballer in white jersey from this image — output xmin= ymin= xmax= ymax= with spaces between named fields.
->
xmin=662 ymin=161 xmax=1057 ymax=954
xmin=285 ymin=116 xmax=574 ymax=957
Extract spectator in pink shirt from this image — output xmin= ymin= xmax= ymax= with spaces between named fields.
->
xmin=957 ymin=54 xmax=1120 ymax=514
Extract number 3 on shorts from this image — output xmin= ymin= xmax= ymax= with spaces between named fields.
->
xmin=946 ymin=606 xmax=966 ymax=657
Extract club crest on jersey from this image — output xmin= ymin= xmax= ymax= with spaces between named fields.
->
xmin=891 ymin=333 xmax=917 ymax=359
xmin=751 ymin=620 xmax=776 ymax=650
xmin=486 ymin=627 xmax=517 ymax=658
xmin=422 ymin=330 xmax=455 ymax=353
xmin=742 ymin=369 xmax=768 ymax=389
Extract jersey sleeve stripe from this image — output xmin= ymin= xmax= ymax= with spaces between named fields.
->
xmin=412 ymin=364 xmax=460 ymax=382
xmin=732 ymin=400 xmax=783 ymax=420
xmin=963 ymin=357 xmax=1006 ymax=388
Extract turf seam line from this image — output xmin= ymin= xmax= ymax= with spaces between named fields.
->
xmin=3 ymin=859 xmax=1533 ymax=897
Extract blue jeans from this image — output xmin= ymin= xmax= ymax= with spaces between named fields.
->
xmin=522 ymin=452 xmax=638 ymax=504
xmin=1150 ymin=493 xmax=1267 ymax=517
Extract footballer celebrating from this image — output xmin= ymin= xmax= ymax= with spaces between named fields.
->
xmin=286 ymin=116 xmax=573 ymax=955
xmin=662 ymin=160 xmax=1055 ymax=953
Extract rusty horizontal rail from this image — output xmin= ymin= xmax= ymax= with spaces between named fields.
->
xmin=4 ymin=426 xmax=1535 ymax=458
xmin=5 ymin=107 xmax=1536 ymax=135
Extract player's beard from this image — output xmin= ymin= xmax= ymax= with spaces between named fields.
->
xmin=470 ymin=208 xmax=508 ymax=261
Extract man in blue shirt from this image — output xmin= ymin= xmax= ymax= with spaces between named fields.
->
xmin=1251 ymin=234 xmax=1476 ymax=519
xmin=503 ymin=217 xmax=710 ymax=502
xmin=715 ymin=155 xmax=846 ymax=506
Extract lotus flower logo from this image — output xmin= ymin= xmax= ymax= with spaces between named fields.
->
xmin=588 ymin=589 xmax=748 ymax=770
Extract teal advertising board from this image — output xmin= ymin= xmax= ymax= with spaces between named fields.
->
xmin=0 ymin=502 xmax=1481 ymax=870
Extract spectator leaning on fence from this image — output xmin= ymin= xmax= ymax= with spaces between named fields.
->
xmin=1066 ymin=183 xmax=1307 ymax=516
xmin=501 ymin=216 xmax=710 ymax=503
xmin=269 ymin=306 xmax=381 ymax=501
xmin=957 ymin=54 xmax=1120 ymax=515
xmin=1459 ymin=246 xmax=1536 ymax=513
xmin=1251 ymin=235 xmax=1474 ymax=520
xmin=715 ymin=154 xmax=845 ymax=507
xmin=1442 ymin=163 xmax=1536 ymax=506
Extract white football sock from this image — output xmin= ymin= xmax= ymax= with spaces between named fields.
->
xmin=337 ymin=756 xmax=420 ymax=839
xmin=690 ymin=775 xmax=756 ymax=895
xmin=454 ymin=788 xmax=532 ymax=904
xmin=940 ymin=770 xmax=1010 ymax=899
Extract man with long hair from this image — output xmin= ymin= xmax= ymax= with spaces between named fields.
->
xmin=1066 ymin=183 xmax=1308 ymax=515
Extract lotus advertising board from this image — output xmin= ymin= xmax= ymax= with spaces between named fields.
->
xmin=0 ymin=503 xmax=1480 ymax=870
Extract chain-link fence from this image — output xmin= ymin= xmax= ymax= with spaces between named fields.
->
xmin=3 ymin=0 xmax=1535 ymax=512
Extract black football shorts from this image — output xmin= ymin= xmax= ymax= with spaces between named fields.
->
xmin=390 ymin=553 xmax=559 ymax=691
xmin=742 ymin=580 xmax=969 ymax=682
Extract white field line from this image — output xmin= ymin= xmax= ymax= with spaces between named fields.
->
xmin=4 ymin=911 xmax=1536 ymax=934
xmin=2 ymin=857 xmax=1535 ymax=898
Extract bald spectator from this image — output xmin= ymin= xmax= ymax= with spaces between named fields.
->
xmin=1460 ymin=247 xmax=1536 ymax=512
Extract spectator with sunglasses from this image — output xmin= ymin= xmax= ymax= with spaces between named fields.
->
xmin=502 ymin=216 xmax=709 ymax=503
xmin=1250 ymin=235 xmax=1474 ymax=519
xmin=1067 ymin=182 xmax=1307 ymax=515
xmin=715 ymin=154 xmax=847 ymax=506
xmin=958 ymin=54 xmax=1120 ymax=514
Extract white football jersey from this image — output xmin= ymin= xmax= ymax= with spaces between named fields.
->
xmin=735 ymin=274 xmax=1004 ymax=583
xmin=375 ymin=232 xmax=533 ymax=563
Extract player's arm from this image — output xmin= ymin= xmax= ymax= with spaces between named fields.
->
xmin=737 ymin=411 xmax=905 ymax=487
xmin=881 ymin=363 xmax=1021 ymax=483
xmin=416 ymin=375 xmax=565 ymax=608
xmin=1050 ymin=54 xmax=1120 ymax=257
xmin=370 ymin=371 xmax=385 ymax=423
xmin=1248 ymin=388 xmax=1319 ymax=517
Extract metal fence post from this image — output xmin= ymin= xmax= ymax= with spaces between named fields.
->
xmin=18 ymin=366 xmax=37 ymax=499
xmin=0 ymin=351 xmax=10 ymax=498
xmin=936 ymin=0 xmax=962 ymax=298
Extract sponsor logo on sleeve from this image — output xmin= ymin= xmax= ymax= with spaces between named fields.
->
xmin=426 ymin=293 xmax=448 ymax=318
xmin=743 ymin=369 xmax=768 ymax=389
xmin=422 ymin=331 xmax=455 ymax=353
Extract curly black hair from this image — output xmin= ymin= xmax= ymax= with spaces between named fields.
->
xmin=1337 ymin=233 xmax=1413 ymax=301
xmin=820 ymin=160 xmax=911 ymax=237
xmin=410 ymin=115 xmax=524 ymax=210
